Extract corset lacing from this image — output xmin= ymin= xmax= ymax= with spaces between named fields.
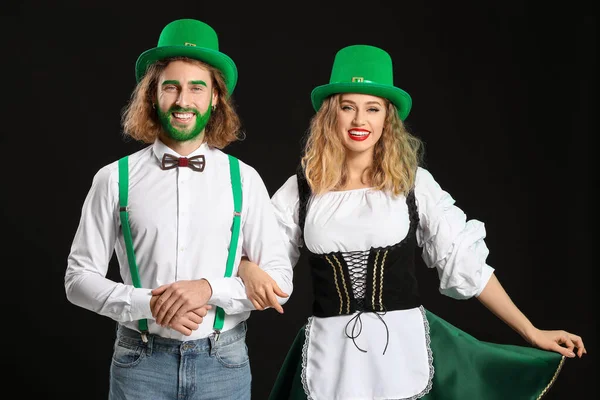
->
xmin=342 ymin=250 xmax=390 ymax=355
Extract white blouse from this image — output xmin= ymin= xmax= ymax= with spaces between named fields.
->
xmin=270 ymin=167 xmax=495 ymax=400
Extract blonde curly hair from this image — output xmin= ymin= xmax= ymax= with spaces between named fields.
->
xmin=301 ymin=94 xmax=424 ymax=196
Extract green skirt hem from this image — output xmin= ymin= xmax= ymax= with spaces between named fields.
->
xmin=269 ymin=309 xmax=564 ymax=400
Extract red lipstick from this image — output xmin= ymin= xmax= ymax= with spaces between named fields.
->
xmin=348 ymin=128 xmax=370 ymax=142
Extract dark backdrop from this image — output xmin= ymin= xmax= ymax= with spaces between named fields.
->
xmin=3 ymin=2 xmax=595 ymax=399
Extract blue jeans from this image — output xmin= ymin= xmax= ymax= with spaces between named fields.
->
xmin=109 ymin=321 xmax=251 ymax=400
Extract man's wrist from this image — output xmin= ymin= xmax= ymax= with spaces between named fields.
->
xmin=201 ymin=278 xmax=213 ymax=298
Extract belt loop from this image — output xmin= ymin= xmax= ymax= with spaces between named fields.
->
xmin=209 ymin=332 xmax=217 ymax=356
xmin=144 ymin=333 xmax=154 ymax=356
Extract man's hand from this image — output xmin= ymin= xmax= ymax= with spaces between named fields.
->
xmin=151 ymin=295 xmax=213 ymax=335
xmin=238 ymin=257 xmax=288 ymax=314
xmin=170 ymin=306 xmax=212 ymax=336
xmin=150 ymin=279 xmax=213 ymax=327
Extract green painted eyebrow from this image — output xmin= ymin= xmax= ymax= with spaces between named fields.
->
xmin=161 ymin=80 xmax=207 ymax=86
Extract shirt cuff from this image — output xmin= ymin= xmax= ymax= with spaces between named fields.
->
xmin=475 ymin=264 xmax=495 ymax=297
xmin=205 ymin=277 xmax=238 ymax=310
xmin=131 ymin=288 xmax=153 ymax=320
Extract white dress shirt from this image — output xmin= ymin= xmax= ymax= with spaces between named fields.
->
xmin=270 ymin=166 xmax=494 ymax=399
xmin=65 ymin=139 xmax=293 ymax=340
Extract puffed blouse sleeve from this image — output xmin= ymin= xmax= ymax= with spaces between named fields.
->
xmin=270 ymin=174 xmax=303 ymax=268
xmin=414 ymin=167 xmax=495 ymax=299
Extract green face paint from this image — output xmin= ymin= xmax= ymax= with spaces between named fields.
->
xmin=157 ymin=98 xmax=212 ymax=142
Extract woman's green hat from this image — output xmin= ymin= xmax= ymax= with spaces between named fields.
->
xmin=135 ymin=19 xmax=238 ymax=96
xmin=311 ymin=44 xmax=412 ymax=120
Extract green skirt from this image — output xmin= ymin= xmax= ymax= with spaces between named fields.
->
xmin=269 ymin=309 xmax=564 ymax=400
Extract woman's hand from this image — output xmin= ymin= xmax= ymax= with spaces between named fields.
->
xmin=477 ymin=274 xmax=587 ymax=359
xmin=527 ymin=328 xmax=586 ymax=358
xmin=238 ymin=257 xmax=289 ymax=313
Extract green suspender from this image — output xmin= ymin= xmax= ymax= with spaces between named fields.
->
xmin=213 ymin=154 xmax=242 ymax=334
xmin=118 ymin=156 xmax=149 ymax=341
xmin=117 ymin=154 xmax=242 ymax=340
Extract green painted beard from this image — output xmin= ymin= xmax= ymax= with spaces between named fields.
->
xmin=157 ymin=102 xmax=212 ymax=142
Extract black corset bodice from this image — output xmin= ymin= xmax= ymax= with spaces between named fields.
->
xmin=296 ymin=166 xmax=421 ymax=319
xmin=305 ymin=190 xmax=420 ymax=318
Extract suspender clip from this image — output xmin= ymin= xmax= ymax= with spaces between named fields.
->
xmin=140 ymin=331 xmax=148 ymax=343
xmin=214 ymin=329 xmax=221 ymax=342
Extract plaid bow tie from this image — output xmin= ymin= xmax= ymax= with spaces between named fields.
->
xmin=161 ymin=153 xmax=206 ymax=172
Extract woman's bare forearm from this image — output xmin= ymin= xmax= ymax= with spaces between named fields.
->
xmin=476 ymin=273 xmax=536 ymax=342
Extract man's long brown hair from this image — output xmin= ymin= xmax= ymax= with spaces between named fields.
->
xmin=121 ymin=57 xmax=243 ymax=148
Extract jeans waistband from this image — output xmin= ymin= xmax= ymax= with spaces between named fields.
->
xmin=115 ymin=321 xmax=247 ymax=354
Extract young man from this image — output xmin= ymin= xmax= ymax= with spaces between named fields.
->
xmin=64 ymin=18 xmax=292 ymax=400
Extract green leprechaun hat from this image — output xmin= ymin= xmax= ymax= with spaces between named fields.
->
xmin=311 ymin=44 xmax=412 ymax=120
xmin=135 ymin=19 xmax=238 ymax=96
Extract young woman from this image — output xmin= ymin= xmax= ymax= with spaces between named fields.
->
xmin=238 ymin=44 xmax=585 ymax=400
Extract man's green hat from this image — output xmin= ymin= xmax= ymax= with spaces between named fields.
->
xmin=311 ymin=44 xmax=412 ymax=120
xmin=135 ymin=19 xmax=238 ymax=96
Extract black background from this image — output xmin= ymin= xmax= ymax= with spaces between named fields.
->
xmin=3 ymin=2 xmax=595 ymax=399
